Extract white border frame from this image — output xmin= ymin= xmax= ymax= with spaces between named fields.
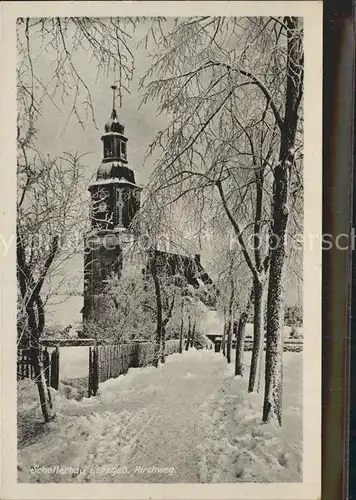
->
xmin=0 ymin=2 xmax=322 ymax=499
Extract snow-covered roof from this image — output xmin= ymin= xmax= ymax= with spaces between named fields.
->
xmin=89 ymin=178 xmax=141 ymax=189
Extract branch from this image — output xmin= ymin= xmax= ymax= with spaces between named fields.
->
xmin=208 ymin=60 xmax=284 ymax=131
xmin=28 ymin=235 xmax=59 ymax=305
xmin=163 ymin=294 xmax=175 ymax=328
xmin=215 ymin=180 xmax=257 ymax=279
xmin=239 ymin=69 xmax=284 ymax=131
xmin=162 ymin=85 xmax=235 ymax=172
xmin=16 ymin=232 xmax=34 ymax=299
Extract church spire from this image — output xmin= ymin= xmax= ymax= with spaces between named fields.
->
xmin=104 ymin=83 xmax=124 ymax=135
xmin=101 ymin=84 xmax=127 ymax=166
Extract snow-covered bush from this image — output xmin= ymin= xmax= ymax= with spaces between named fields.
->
xmin=285 ymin=305 xmax=303 ymax=328
xmin=194 ymin=332 xmax=212 ymax=350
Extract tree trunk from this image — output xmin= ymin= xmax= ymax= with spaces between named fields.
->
xmin=30 ymin=347 xmax=54 ymax=422
xmin=222 ymin=319 xmax=227 ymax=356
xmin=226 ymin=319 xmax=232 ymax=363
xmin=179 ymin=303 xmax=184 ymax=353
xmin=17 ymin=233 xmax=59 ymax=422
xmin=25 ymin=300 xmax=54 ymax=422
xmin=235 ymin=289 xmax=254 ymax=376
xmin=248 ymin=276 xmax=264 ymax=392
xmin=190 ymin=321 xmax=196 ymax=348
xmin=149 ymin=248 xmax=162 ymax=367
xmin=185 ymin=315 xmax=191 ymax=351
xmin=262 ymin=17 xmax=302 ymax=424
xmin=161 ymin=296 xmax=175 ymax=363
xmin=235 ymin=313 xmax=247 ymax=376
xmin=30 ymin=326 xmax=54 ymax=420
xmin=263 ymin=242 xmax=285 ymax=424
xmin=226 ymin=277 xmax=235 ymax=364
xmin=161 ymin=326 xmax=166 ymax=363
xmin=257 ymin=284 xmax=269 ymax=393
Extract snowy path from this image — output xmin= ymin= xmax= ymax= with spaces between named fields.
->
xmin=18 ymin=350 xmax=231 ymax=483
xmin=18 ymin=349 xmax=302 ymax=483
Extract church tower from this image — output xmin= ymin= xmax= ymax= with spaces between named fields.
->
xmin=83 ymin=86 xmax=142 ymax=322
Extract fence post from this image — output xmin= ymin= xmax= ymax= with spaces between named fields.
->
xmin=24 ymin=350 xmax=29 ymax=378
xmin=43 ymin=348 xmax=50 ymax=386
xmin=21 ymin=350 xmax=25 ymax=379
xmin=88 ymin=346 xmax=99 ymax=397
xmin=133 ymin=343 xmax=140 ymax=368
xmin=92 ymin=346 xmax=99 ymax=396
xmin=88 ymin=346 xmax=92 ymax=397
xmin=50 ymin=347 xmax=59 ymax=390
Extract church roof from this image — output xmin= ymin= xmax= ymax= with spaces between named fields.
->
xmin=151 ymin=250 xmax=217 ymax=309
xmin=89 ymin=178 xmax=141 ymax=189
xmin=104 ymin=109 xmax=125 ymax=134
xmin=96 ymin=161 xmax=136 ymax=183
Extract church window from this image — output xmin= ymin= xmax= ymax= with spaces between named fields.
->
xmin=121 ymin=141 xmax=127 ymax=158
xmin=113 ymin=136 xmax=120 ymax=158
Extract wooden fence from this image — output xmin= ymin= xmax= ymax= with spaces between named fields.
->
xmin=213 ymin=338 xmax=303 ymax=353
xmin=88 ymin=339 xmax=181 ymax=397
xmin=19 ymin=339 xmax=181 ymax=397
xmin=17 ymin=348 xmax=35 ymax=380
xmin=243 ymin=339 xmax=303 ymax=352
xmin=17 ymin=347 xmax=60 ymax=389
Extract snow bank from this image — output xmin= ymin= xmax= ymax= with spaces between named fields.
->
xmin=197 ymin=352 xmax=302 ymax=483
xmin=18 ymin=351 xmax=202 ymax=417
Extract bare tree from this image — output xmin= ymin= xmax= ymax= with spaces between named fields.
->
xmin=262 ymin=17 xmax=303 ymax=424
xmin=126 ymin=191 xmax=204 ymax=364
xmin=17 ymin=17 xmax=136 ymax=139
xmin=17 ymin=151 xmax=88 ymax=421
xmin=17 ymin=17 xmax=136 ymax=421
xmin=141 ymin=17 xmax=303 ymax=421
xmin=211 ymin=239 xmax=254 ymax=375
xmin=214 ymin=247 xmax=239 ymax=364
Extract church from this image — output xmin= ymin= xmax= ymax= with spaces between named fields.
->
xmin=82 ymin=87 xmax=216 ymax=325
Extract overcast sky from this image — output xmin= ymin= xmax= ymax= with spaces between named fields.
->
xmin=33 ymin=20 xmax=167 ymax=187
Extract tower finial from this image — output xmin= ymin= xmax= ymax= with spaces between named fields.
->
xmin=104 ymin=74 xmax=124 ymax=133
xmin=111 ymin=61 xmax=118 ymax=112
xmin=110 ymin=84 xmax=117 ymax=112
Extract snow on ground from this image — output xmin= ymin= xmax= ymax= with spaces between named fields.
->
xmin=197 ymin=351 xmax=302 ymax=483
xmin=17 ymin=349 xmax=302 ymax=483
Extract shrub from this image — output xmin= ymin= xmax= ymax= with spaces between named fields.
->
xmin=194 ymin=332 xmax=212 ymax=350
xmin=290 ymin=324 xmax=303 ymax=339
xmin=284 ymin=305 xmax=303 ymax=327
